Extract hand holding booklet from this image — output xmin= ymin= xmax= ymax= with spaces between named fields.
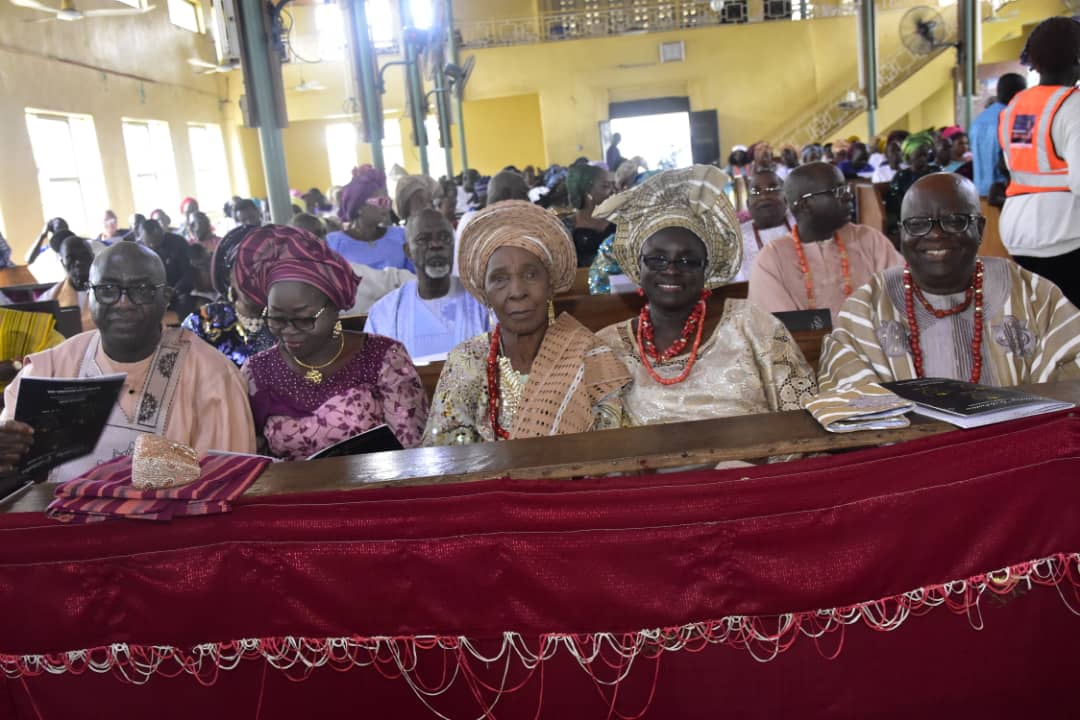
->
xmin=14 ymin=374 xmax=126 ymax=476
xmin=0 ymin=374 xmax=125 ymax=506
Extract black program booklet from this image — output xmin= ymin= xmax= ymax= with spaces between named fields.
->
xmin=306 ymin=424 xmax=404 ymax=461
xmin=14 ymin=374 xmax=126 ymax=477
xmin=881 ymin=377 xmax=1074 ymax=429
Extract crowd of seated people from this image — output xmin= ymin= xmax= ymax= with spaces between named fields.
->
xmin=0 ymin=15 xmax=1075 ymax=482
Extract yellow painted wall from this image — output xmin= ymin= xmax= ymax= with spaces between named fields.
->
xmin=462 ymin=94 xmax=547 ymax=174
xmin=274 ymin=2 xmax=923 ymax=173
xmin=453 ymin=0 xmax=538 ymax=23
xmin=0 ymin=1 xmax=235 ymax=255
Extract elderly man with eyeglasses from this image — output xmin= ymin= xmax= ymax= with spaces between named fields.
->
xmin=749 ymin=161 xmax=902 ymax=319
xmin=818 ymin=172 xmax=1080 ymax=393
xmin=733 ymin=169 xmax=796 ymax=282
xmin=0 ymin=243 xmax=255 ymax=482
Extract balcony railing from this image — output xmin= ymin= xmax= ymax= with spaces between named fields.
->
xmin=455 ymin=0 xmax=918 ymax=49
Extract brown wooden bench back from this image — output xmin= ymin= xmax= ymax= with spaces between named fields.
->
xmin=411 ymin=283 xmax=827 ymax=400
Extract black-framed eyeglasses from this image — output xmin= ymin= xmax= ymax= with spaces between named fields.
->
xmin=640 ymin=255 xmax=707 ymax=272
xmin=749 ymin=185 xmax=783 ymax=197
xmin=797 ymin=185 xmax=851 ymax=202
xmin=90 ymin=283 xmax=166 ymax=305
xmin=263 ymin=303 xmax=330 ymax=332
xmin=901 ymin=214 xmax=983 ymax=237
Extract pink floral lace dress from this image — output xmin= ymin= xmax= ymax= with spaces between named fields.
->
xmin=242 ymin=334 xmax=429 ymax=460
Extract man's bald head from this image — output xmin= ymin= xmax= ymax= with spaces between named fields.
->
xmin=785 ymin=161 xmax=851 ymax=239
xmin=89 ymin=242 xmax=170 ymax=361
xmin=91 ymin=241 xmax=167 ymax=286
xmin=784 ymin=161 xmax=844 ymax=206
xmin=902 ymin=172 xmax=980 ymax=220
xmin=900 ymin=172 xmax=984 ymax=295
xmin=406 ymin=208 xmax=455 ymax=288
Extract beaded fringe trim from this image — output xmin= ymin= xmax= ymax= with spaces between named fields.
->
xmin=4 ymin=552 xmax=1080 ymax=718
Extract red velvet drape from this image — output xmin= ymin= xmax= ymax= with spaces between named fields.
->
xmin=2 ymin=411 xmax=1080 ymax=718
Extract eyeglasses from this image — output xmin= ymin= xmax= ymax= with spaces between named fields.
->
xmin=263 ymin=303 xmax=330 ymax=332
xmin=640 ymin=255 xmax=706 ymax=272
xmin=797 ymin=185 xmax=851 ymax=202
xmin=749 ymin=185 xmax=783 ymax=197
xmin=90 ymin=283 xmax=166 ymax=305
xmin=901 ymin=213 xmax=983 ymax=237
xmin=365 ymin=196 xmax=392 ymax=209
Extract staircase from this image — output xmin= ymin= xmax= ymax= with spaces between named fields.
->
xmin=771 ymin=0 xmax=1037 ymax=145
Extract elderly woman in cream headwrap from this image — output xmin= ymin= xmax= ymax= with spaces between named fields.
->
xmin=593 ymin=165 xmax=816 ymax=427
xmin=423 ymin=200 xmax=631 ymax=446
xmin=394 ymin=174 xmax=439 ymax=222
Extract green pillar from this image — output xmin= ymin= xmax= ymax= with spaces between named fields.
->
xmin=858 ymin=0 xmax=878 ymax=138
xmin=400 ymin=1 xmax=429 ymax=176
xmin=961 ymin=0 xmax=977 ymax=129
xmin=238 ymin=0 xmax=291 ymax=223
xmin=343 ymin=0 xmax=384 ymax=170
xmin=446 ymin=0 xmax=468 ymax=173
xmin=433 ymin=63 xmax=455 ymax=178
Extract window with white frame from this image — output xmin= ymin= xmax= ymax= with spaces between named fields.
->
xmin=368 ymin=0 xmax=396 ymax=48
xmin=168 ymin=0 xmax=202 ymax=32
xmin=315 ymin=3 xmax=346 ymax=60
xmin=326 ymin=122 xmax=360 ymax=186
xmin=122 ymin=120 xmax=180 ymax=216
xmin=187 ymin=123 xmax=231 ymax=213
xmin=25 ymin=111 xmax=109 ymax=235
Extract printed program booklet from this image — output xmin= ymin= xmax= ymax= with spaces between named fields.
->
xmin=306 ymin=424 xmax=403 ymax=461
xmin=880 ymin=377 xmax=1074 ymax=429
xmin=15 ymin=374 xmax=126 ymax=477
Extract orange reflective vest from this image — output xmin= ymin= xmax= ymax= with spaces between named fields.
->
xmin=998 ymin=85 xmax=1075 ymax=197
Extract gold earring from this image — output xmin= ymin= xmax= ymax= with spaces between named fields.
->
xmin=332 ymin=320 xmax=343 ymax=339
xmin=548 ymin=299 xmax=556 ymax=325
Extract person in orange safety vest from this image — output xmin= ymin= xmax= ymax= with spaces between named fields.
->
xmin=997 ymin=16 xmax=1080 ymax=306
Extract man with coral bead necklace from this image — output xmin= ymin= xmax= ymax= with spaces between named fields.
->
xmin=819 ymin=173 xmax=1080 ymax=392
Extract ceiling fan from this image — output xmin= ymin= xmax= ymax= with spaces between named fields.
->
xmin=10 ymin=0 xmax=154 ymax=22
xmin=188 ymin=57 xmax=239 ymax=74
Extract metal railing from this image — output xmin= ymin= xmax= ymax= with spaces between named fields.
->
xmin=454 ymin=0 xmax=925 ymax=49
xmin=770 ymin=14 xmax=959 ymax=146
xmin=771 ymin=0 xmax=1011 ymax=145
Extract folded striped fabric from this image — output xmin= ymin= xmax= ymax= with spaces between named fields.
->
xmin=803 ymin=383 xmax=914 ymax=433
xmin=46 ymin=454 xmax=271 ymax=523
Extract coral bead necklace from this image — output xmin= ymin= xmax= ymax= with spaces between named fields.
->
xmin=791 ymin=226 xmax=852 ymax=308
xmin=635 ymin=289 xmax=710 ymax=386
xmin=903 ymin=259 xmax=984 ymax=383
xmin=486 ymin=325 xmax=512 ymax=439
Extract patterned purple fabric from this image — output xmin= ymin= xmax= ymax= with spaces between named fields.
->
xmin=338 ymin=164 xmax=387 ymax=222
xmin=243 ymin=334 xmax=429 ymax=459
xmin=46 ymin=453 xmax=271 ymax=523
xmin=233 ymin=224 xmax=361 ymax=310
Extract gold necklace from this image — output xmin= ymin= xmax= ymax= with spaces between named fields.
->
xmin=287 ymin=334 xmax=345 ymax=384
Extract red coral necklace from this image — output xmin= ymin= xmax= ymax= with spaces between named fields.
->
xmin=791 ymin=226 xmax=851 ymax=308
xmin=635 ymin=289 xmax=710 ymax=386
xmin=903 ymin=259 xmax=984 ymax=382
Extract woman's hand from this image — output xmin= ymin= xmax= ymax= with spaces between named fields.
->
xmin=0 ymin=420 xmax=33 ymax=469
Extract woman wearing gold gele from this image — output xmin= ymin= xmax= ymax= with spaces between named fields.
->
xmin=594 ymin=165 xmax=816 ymax=427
